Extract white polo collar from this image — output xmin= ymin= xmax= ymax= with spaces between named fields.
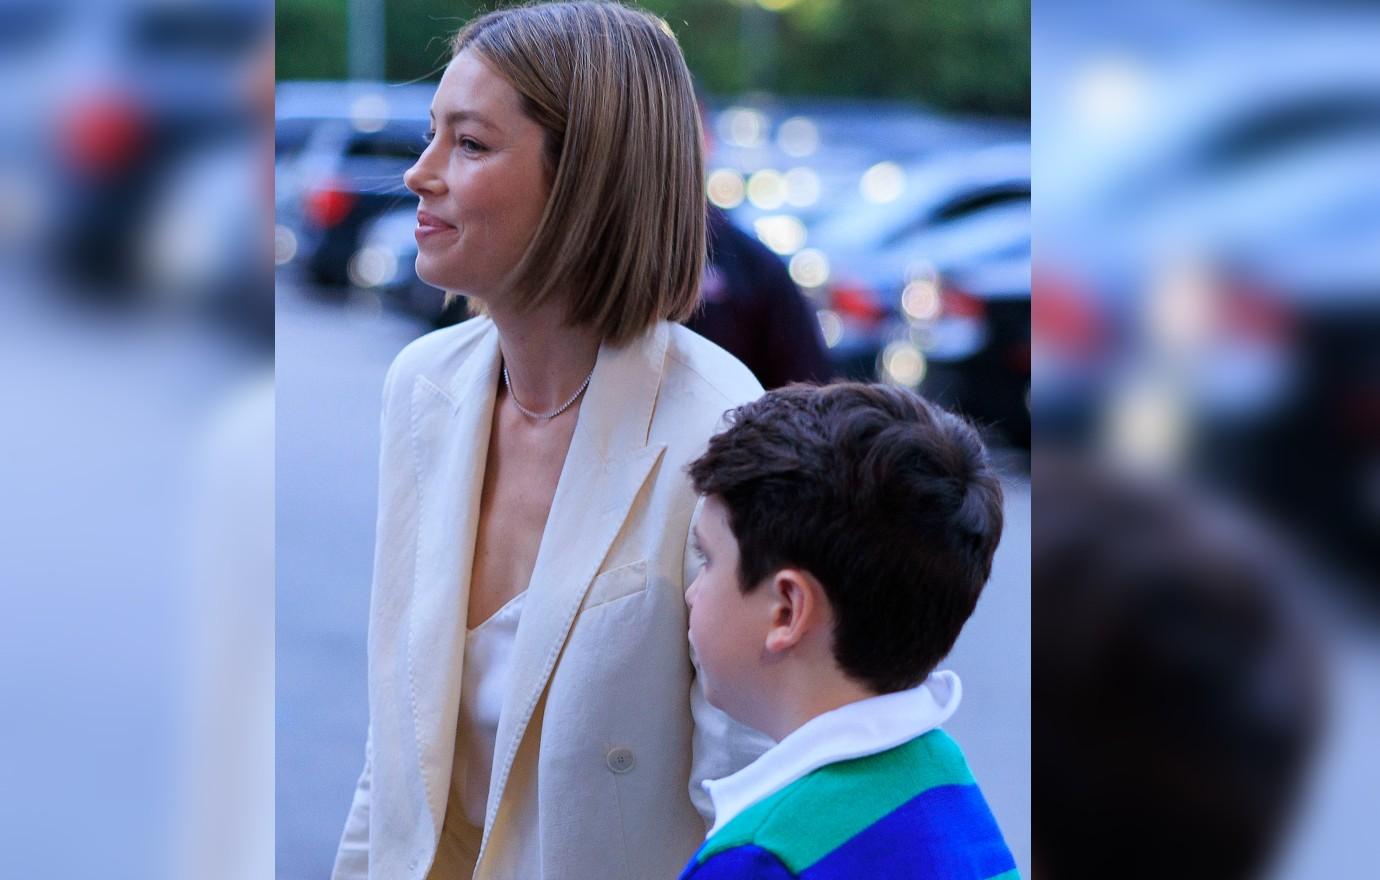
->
xmin=703 ymin=670 xmax=962 ymax=838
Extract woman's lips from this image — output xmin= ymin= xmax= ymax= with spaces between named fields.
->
xmin=416 ymin=209 xmax=457 ymax=241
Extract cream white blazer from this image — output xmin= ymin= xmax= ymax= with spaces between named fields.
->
xmin=331 ymin=317 xmax=772 ymax=880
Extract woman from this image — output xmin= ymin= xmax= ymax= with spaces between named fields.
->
xmin=330 ymin=4 xmax=770 ymax=879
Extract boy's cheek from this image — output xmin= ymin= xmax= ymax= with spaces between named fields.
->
xmin=686 ymin=610 xmax=702 ymax=656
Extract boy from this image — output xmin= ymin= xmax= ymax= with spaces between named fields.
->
xmin=680 ymin=383 xmax=1016 ymax=880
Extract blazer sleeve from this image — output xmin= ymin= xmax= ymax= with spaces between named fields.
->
xmin=683 ymin=497 xmax=775 ymax=829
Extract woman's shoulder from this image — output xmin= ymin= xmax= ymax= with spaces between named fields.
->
xmin=645 ymin=324 xmax=764 ymax=451
xmin=391 ymin=315 xmax=495 ymax=375
xmin=662 ymin=322 xmax=763 ymax=411
xmin=381 ymin=316 xmax=496 ymax=405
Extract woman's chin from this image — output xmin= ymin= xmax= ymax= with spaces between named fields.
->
xmin=414 ymin=259 xmax=459 ymax=294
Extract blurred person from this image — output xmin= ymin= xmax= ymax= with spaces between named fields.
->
xmin=330 ymin=5 xmax=771 ymax=880
xmin=680 ymin=384 xmax=1014 ymax=879
xmin=1032 ymin=456 xmax=1322 ymax=880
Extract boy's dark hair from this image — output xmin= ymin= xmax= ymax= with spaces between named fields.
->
xmin=1033 ymin=456 xmax=1319 ymax=880
xmin=687 ymin=382 xmax=1004 ymax=694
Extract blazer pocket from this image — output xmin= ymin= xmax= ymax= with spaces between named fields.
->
xmin=581 ymin=559 xmax=648 ymax=612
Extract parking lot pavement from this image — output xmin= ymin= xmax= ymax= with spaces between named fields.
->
xmin=275 ymin=281 xmax=1031 ymax=879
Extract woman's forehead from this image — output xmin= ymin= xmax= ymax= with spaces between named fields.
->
xmin=431 ymin=51 xmax=522 ymax=128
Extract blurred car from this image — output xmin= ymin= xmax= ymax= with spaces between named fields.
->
xmin=1034 ymin=35 xmax=1380 ymax=572
xmin=806 ymin=142 xmax=1032 ymax=446
xmin=36 ymin=0 xmax=266 ymax=298
xmin=275 ymin=81 xmax=431 ymax=288
xmin=350 ymin=205 xmax=466 ymax=327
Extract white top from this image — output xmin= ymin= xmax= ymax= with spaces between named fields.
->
xmin=702 ymin=670 xmax=963 ymax=837
xmin=453 ymin=589 xmax=528 ymax=830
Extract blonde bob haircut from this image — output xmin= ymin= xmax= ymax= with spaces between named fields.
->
xmin=448 ymin=1 xmax=705 ymax=346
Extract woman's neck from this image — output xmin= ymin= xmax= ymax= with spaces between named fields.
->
xmin=487 ymin=301 xmax=601 ymax=414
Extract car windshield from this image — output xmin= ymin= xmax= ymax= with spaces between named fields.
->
xmin=881 ymin=183 xmax=1029 ymax=248
xmin=130 ymin=5 xmax=261 ymax=60
xmin=932 ymin=185 xmax=1030 ymax=222
xmin=345 ymin=131 xmax=426 ymax=161
xmin=1195 ymin=93 xmax=1380 ymax=175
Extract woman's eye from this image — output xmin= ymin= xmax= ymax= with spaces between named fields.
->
xmin=459 ymin=137 xmax=486 ymax=153
xmin=423 ymin=130 xmax=435 ymax=143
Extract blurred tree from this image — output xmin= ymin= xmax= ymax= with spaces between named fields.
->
xmin=276 ymin=0 xmax=1029 ymax=117
xmin=275 ymin=0 xmax=349 ymax=80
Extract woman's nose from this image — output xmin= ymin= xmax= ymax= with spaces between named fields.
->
xmin=403 ymin=152 xmax=443 ymax=197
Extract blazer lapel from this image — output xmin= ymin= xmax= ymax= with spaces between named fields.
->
xmin=406 ymin=324 xmax=502 ymax=833
xmin=479 ymin=322 xmax=672 ymax=850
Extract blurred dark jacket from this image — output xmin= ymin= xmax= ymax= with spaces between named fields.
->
xmin=686 ymin=207 xmax=832 ymax=389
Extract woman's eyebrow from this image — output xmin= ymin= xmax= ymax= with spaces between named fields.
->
xmin=429 ymin=108 xmax=499 ymax=132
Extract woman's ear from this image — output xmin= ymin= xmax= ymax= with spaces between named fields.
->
xmin=763 ymin=569 xmax=828 ymax=655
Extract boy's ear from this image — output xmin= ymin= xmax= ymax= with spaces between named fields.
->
xmin=763 ymin=569 xmax=829 ymax=655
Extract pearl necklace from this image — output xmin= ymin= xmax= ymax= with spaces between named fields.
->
xmin=501 ymin=363 xmax=593 ymax=420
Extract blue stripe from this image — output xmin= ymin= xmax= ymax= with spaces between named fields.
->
xmin=680 ymin=844 xmax=797 ymax=880
xmin=799 ymin=783 xmax=1016 ymax=879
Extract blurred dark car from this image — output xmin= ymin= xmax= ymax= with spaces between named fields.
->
xmin=41 ymin=0 xmax=266 ymax=298
xmin=807 ymin=143 xmax=1032 ymax=446
xmin=275 ymin=82 xmax=430 ymax=288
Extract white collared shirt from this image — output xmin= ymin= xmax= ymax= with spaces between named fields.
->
xmin=702 ymin=670 xmax=962 ymax=838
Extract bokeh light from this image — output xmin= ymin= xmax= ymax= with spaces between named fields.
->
xmin=706 ymin=167 xmax=747 ymax=209
xmin=746 ymin=168 xmax=787 ymax=210
xmin=860 ymin=161 xmax=906 ymax=203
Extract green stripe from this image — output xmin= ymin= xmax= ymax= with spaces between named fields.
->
xmin=987 ymin=870 xmax=1022 ymax=880
xmin=699 ymin=729 xmax=974 ymax=868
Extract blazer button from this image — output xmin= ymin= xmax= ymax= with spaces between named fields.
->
xmin=606 ymin=746 xmax=635 ymax=774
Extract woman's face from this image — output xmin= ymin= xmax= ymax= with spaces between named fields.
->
xmin=404 ymin=50 xmax=552 ymax=299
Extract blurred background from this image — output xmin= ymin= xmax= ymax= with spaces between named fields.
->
xmin=274 ymin=0 xmax=1031 ymax=878
xmin=1033 ymin=1 xmax=1379 ymax=878
xmin=0 ymin=0 xmax=273 ymax=878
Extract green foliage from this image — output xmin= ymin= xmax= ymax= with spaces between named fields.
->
xmin=385 ymin=0 xmax=489 ymax=83
xmin=276 ymin=0 xmax=1029 ymax=117
xmin=275 ymin=0 xmax=349 ymax=80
